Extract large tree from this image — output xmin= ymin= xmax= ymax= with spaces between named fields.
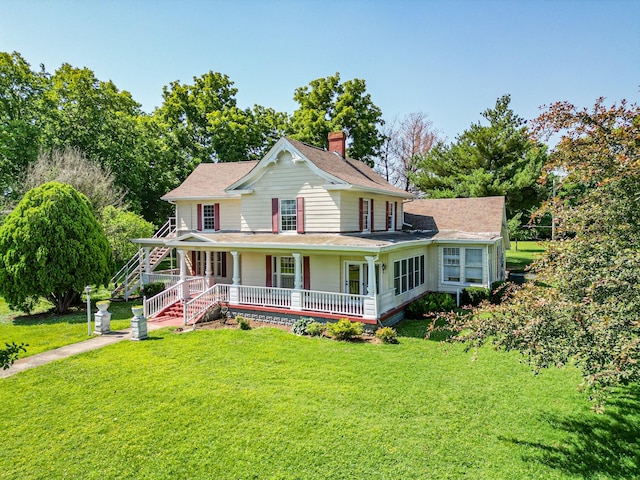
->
xmin=0 ymin=182 xmax=114 ymax=314
xmin=377 ymin=112 xmax=439 ymax=192
xmin=411 ymin=95 xmax=547 ymax=220
xmin=0 ymin=51 xmax=48 ymax=196
xmin=154 ymin=71 xmax=288 ymax=178
xmin=449 ymin=98 xmax=640 ymax=409
xmin=290 ymin=73 xmax=384 ymax=166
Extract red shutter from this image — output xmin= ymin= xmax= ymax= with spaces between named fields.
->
xmin=303 ymin=256 xmax=310 ymax=290
xmin=394 ymin=202 xmax=398 ymax=231
xmin=266 ymin=255 xmax=272 ymax=287
xmin=221 ymin=252 xmax=227 ymax=277
xmin=386 ymin=201 xmax=390 ymax=231
xmin=214 ymin=203 xmax=220 ymax=231
xmin=296 ymin=196 xmax=305 ymax=234
xmin=370 ymin=199 xmax=374 ymax=232
xmin=197 ymin=204 xmax=202 ymax=231
xmin=191 ymin=251 xmax=196 ymax=276
xmin=359 ymin=197 xmax=364 ymax=232
xmin=272 ymin=198 xmax=279 ymax=233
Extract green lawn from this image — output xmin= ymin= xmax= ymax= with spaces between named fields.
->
xmin=506 ymin=240 xmax=547 ymax=272
xmin=0 ymin=297 xmax=136 ymax=357
xmin=1 ymin=323 xmax=637 ymax=479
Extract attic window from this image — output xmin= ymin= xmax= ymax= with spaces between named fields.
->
xmin=280 ymin=199 xmax=297 ymax=232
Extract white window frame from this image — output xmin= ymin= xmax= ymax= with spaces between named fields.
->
xmin=362 ymin=198 xmax=371 ymax=232
xmin=273 ymin=256 xmax=295 ymax=289
xmin=280 ymin=199 xmax=297 ymax=233
xmin=387 ymin=203 xmax=395 ymax=230
xmin=393 ymin=255 xmax=425 ymax=295
xmin=202 ymin=204 xmax=216 ymax=231
xmin=441 ymin=246 xmax=485 ymax=285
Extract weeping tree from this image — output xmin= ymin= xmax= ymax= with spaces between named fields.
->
xmin=0 ymin=182 xmax=114 ymax=313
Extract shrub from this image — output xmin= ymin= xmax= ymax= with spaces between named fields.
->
xmin=490 ymin=281 xmax=510 ymax=304
xmin=292 ymin=317 xmax=315 ymax=336
xmin=142 ymin=282 xmax=165 ymax=298
xmin=461 ymin=287 xmax=490 ymax=306
xmin=236 ymin=316 xmax=251 ymax=330
xmin=405 ymin=293 xmax=457 ymax=318
xmin=375 ymin=327 xmax=398 ymax=344
xmin=306 ymin=321 xmax=325 ymax=337
xmin=326 ymin=318 xmax=364 ymax=340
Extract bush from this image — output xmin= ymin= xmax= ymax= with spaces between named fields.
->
xmin=405 ymin=293 xmax=456 ymax=318
xmin=292 ymin=317 xmax=315 ymax=336
xmin=490 ymin=281 xmax=510 ymax=304
xmin=461 ymin=287 xmax=490 ymax=307
xmin=326 ymin=318 xmax=364 ymax=340
xmin=236 ymin=316 xmax=251 ymax=330
xmin=142 ymin=282 xmax=165 ymax=298
xmin=306 ymin=321 xmax=325 ymax=337
xmin=375 ymin=327 xmax=398 ymax=344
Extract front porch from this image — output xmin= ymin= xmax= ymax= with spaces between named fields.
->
xmin=142 ymin=274 xmax=397 ymax=326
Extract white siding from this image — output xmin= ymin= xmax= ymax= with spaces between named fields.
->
xmin=340 ymin=191 xmax=405 ymax=232
xmin=174 ymin=199 xmax=242 ymax=233
xmin=240 ymin=151 xmax=341 ymax=233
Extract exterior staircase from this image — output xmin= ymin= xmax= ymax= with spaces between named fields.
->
xmin=153 ymin=301 xmax=184 ymax=323
xmin=111 ymin=218 xmax=177 ymax=300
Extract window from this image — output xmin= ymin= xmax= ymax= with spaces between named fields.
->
xmin=362 ymin=199 xmax=370 ymax=232
xmin=274 ymin=256 xmax=295 ymax=288
xmin=203 ymin=205 xmax=215 ymax=230
xmin=443 ymin=247 xmax=460 ymax=282
xmin=280 ymin=199 xmax=297 ymax=232
xmin=386 ymin=201 xmax=395 ymax=230
xmin=394 ymin=254 xmax=425 ymax=295
xmin=442 ymin=247 xmax=484 ymax=284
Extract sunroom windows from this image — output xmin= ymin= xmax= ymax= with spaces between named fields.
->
xmin=442 ymin=247 xmax=484 ymax=284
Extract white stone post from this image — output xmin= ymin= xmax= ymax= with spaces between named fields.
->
xmin=94 ymin=301 xmax=112 ymax=335
xmin=131 ymin=305 xmax=148 ymax=341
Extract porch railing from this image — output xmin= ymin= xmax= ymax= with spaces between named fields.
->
xmin=302 ymin=290 xmax=365 ymax=317
xmin=144 ymin=276 xmax=208 ymax=319
xmin=237 ymin=285 xmax=292 ymax=308
xmin=183 ymin=284 xmax=230 ymax=325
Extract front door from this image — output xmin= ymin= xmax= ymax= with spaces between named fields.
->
xmin=344 ymin=262 xmax=380 ymax=295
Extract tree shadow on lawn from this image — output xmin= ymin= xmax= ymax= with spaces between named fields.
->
xmin=11 ymin=303 xmax=135 ymax=326
xmin=504 ymin=384 xmax=640 ymax=479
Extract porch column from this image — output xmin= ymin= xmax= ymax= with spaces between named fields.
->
xmin=291 ymin=253 xmax=302 ymax=311
xmin=205 ymin=251 xmax=212 ymax=287
xmin=178 ymin=249 xmax=189 ymax=300
xmin=178 ymin=249 xmax=187 ymax=281
xmin=292 ymin=253 xmax=302 ymax=290
xmin=229 ymin=251 xmax=240 ymax=306
xmin=144 ymin=247 xmax=151 ymax=274
xmin=365 ymin=255 xmax=378 ymax=296
xmin=231 ymin=251 xmax=240 ymax=285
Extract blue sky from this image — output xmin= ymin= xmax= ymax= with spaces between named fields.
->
xmin=2 ymin=0 xmax=639 ymax=142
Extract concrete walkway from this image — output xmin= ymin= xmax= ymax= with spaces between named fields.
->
xmin=0 ymin=322 xmax=171 ymax=379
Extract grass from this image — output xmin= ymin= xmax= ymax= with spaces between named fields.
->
xmin=0 ymin=297 xmax=136 ymax=357
xmin=506 ymin=240 xmax=547 ymax=272
xmin=1 ymin=323 xmax=638 ymax=479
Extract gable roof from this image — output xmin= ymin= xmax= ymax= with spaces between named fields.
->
xmin=162 ymin=161 xmax=259 ymax=200
xmin=285 ymin=138 xmax=411 ymax=197
xmin=403 ymin=196 xmax=507 ymax=240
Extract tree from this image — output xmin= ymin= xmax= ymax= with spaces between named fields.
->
xmin=154 ymin=72 xmax=289 ymax=175
xmin=0 ymin=182 xmax=114 ymax=314
xmin=411 ymin=95 xmax=547 ymax=220
xmin=1 ymin=342 xmax=26 ymax=370
xmin=377 ymin=112 xmax=439 ymax=192
xmin=100 ymin=206 xmax=155 ymax=266
xmin=290 ymin=73 xmax=384 ymax=166
xmin=448 ymin=98 xmax=640 ymax=409
xmin=21 ymin=147 xmax=126 ymax=211
xmin=0 ymin=51 xmax=48 ymax=196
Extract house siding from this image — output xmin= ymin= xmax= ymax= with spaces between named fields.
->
xmin=240 ymin=152 xmax=341 ymax=233
xmin=175 ymin=199 xmax=242 ymax=233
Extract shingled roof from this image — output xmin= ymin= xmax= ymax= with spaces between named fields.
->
xmin=403 ymin=196 xmax=506 ymax=239
xmin=162 ymin=161 xmax=258 ymax=200
xmin=286 ymin=138 xmax=410 ymax=197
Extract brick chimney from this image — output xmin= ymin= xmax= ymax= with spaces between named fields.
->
xmin=328 ymin=131 xmax=346 ymax=158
